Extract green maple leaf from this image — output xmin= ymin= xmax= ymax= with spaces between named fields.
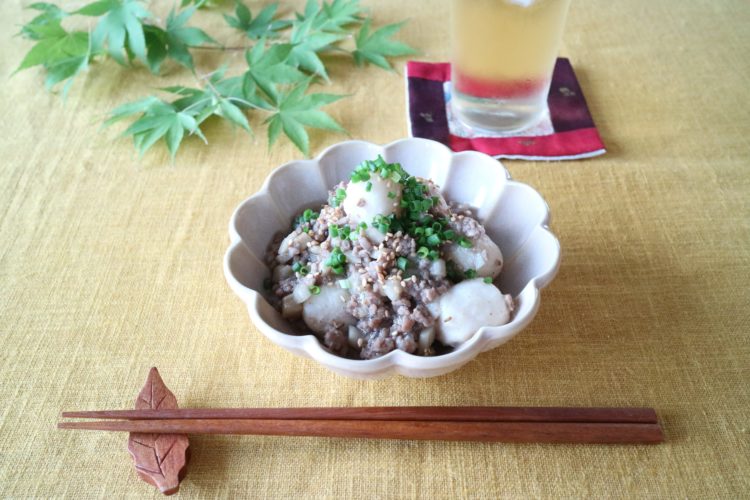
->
xmin=104 ymin=96 xmax=200 ymax=159
xmin=352 ymin=19 xmax=417 ymax=71
xmin=143 ymin=5 xmax=217 ymax=73
xmin=242 ymin=42 xmax=306 ymax=103
xmin=44 ymin=53 xmax=90 ymax=95
xmin=315 ymin=0 xmax=364 ymax=33
xmin=15 ymin=20 xmax=91 ymax=96
xmin=16 ymin=22 xmax=88 ymax=70
xmin=166 ymin=86 xmax=251 ymax=135
xmin=158 ymin=86 xmax=218 ymax=125
xmin=180 ymin=0 xmax=217 ymax=7
xmin=298 ymin=0 xmax=320 ymax=20
xmin=288 ymin=16 xmax=343 ymax=80
xmin=106 ymin=96 xmax=206 ymax=158
xmin=75 ymin=0 xmax=151 ymax=66
xmin=296 ymin=0 xmax=362 ymax=32
xmin=19 ymin=2 xmax=68 ymax=40
xmin=198 ymin=66 xmax=270 ymax=116
xmin=224 ymin=1 xmax=291 ymax=39
xmin=16 ymin=0 xmax=414 ymax=159
xmin=108 ymin=73 xmax=256 ymax=158
xmin=265 ymin=78 xmax=346 ymax=155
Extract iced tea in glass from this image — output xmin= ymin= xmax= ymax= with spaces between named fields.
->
xmin=450 ymin=0 xmax=573 ymax=133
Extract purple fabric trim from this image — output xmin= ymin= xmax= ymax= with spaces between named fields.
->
xmin=547 ymin=58 xmax=596 ymax=133
xmin=407 ymin=77 xmax=450 ymax=145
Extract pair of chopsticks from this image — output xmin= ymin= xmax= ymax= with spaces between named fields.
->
xmin=59 ymin=406 xmax=663 ymax=444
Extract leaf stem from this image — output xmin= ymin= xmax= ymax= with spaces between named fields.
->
xmin=188 ymin=45 xmax=252 ymax=52
xmin=181 ymin=97 xmax=212 ymax=114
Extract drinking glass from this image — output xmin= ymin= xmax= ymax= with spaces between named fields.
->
xmin=450 ymin=0 xmax=573 ymax=134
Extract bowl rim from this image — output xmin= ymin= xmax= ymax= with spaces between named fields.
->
xmin=224 ymin=138 xmax=561 ymax=376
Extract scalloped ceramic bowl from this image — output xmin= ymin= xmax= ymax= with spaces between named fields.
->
xmin=224 ymin=138 xmax=560 ymax=379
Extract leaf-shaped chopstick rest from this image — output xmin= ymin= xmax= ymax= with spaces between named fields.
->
xmin=126 ymin=368 xmax=189 ymax=495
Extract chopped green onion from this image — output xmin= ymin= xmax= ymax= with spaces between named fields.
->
xmin=299 ymin=266 xmax=310 ymax=276
xmin=344 ymin=157 xmax=482 ymax=267
xmin=330 ymin=187 xmax=347 ymax=207
xmin=329 ymin=225 xmax=339 ymax=238
xmin=338 ymin=279 xmax=350 ymax=289
xmin=373 ymin=214 xmax=391 ymax=234
xmin=458 ymin=237 xmax=472 ymax=248
xmin=324 ymin=248 xmax=347 ymax=274
xmin=295 ymin=208 xmax=319 ymax=227
xmin=309 ymin=285 xmax=321 ymax=295
xmin=397 ymin=257 xmax=408 ymax=271
xmin=292 ymin=262 xmax=302 ymax=272
xmin=465 ymin=269 xmax=477 ymax=279
xmin=483 ymin=277 xmax=493 ymax=284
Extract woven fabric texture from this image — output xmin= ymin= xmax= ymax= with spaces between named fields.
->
xmin=1 ymin=0 xmax=749 ymax=498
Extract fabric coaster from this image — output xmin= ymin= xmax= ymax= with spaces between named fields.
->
xmin=406 ymin=59 xmax=606 ymax=160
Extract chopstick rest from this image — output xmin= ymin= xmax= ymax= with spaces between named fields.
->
xmin=59 ymin=368 xmax=664 ymax=496
xmin=127 ymin=368 xmax=188 ymax=495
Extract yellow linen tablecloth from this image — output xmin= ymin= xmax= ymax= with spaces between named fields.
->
xmin=1 ymin=0 xmax=749 ymax=497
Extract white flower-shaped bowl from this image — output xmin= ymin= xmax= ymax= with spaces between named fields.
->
xmin=224 ymin=138 xmax=560 ymax=379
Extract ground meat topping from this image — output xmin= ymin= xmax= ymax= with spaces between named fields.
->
xmin=264 ymin=158 xmax=513 ymax=359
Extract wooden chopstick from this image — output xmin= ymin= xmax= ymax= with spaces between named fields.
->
xmin=61 ymin=406 xmax=658 ymax=424
xmin=57 ymin=418 xmax=663 ymax=444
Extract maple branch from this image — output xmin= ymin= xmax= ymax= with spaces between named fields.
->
xmin=189 ymin=44 xmax=252 ymax=51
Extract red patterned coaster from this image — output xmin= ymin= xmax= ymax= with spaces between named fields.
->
xmin=406 ymin=59 xmax=606 ymax=160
